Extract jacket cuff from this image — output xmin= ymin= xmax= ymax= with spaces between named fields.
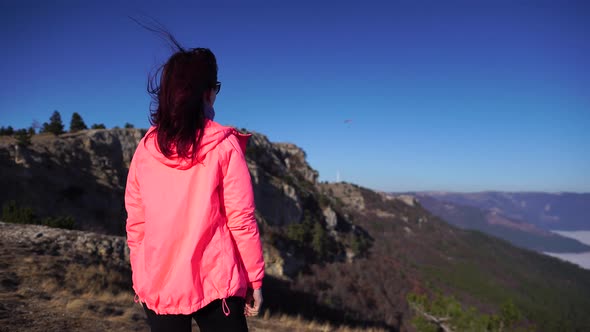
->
xmin=249 ymin=280 xmax=263 ymax=290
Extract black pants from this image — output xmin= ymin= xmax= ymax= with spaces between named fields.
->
xmin=142 ymin=297 xmax=248 ymax=332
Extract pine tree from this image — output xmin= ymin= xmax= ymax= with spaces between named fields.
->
xmin=0 ymin=126 xmax=14 ymax=136
xmin=14 ymin=128 xmax=31 ymax=146
xmin=69 ymin=112 xmax=88 ymax=132
xmin=41 ymin=111 xmax=65 ymax=135
xmin=312 ymin=221 xmax=328 ymax=259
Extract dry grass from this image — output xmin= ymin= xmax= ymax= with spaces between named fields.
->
xmin=0 ymin=223 xmax=388 ymax=332
xmin=248 ymin=310 xmax=389 ymax=332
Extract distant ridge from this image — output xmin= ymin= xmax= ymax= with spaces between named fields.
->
xmin=409 ymin=191 xmax=590 ymax=231
xmin=412 ymin=193 xmax=590 ymax=253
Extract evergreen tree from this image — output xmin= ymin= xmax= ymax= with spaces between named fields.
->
xmin=41 ymin=110 xmax=65 ymax=135
xmin=124 ymin=122 xmax=135 ymax=129
xmin=69 ymin=112 xmax=88 ymax=132
xmin=0 ymin=126 xmax=14 ymax=136
xmin=91 ymin=123 xmax=106 ymax=129
xmin=14 ymin=128 xmax=31 ymax=146
xmin=312 ymin=221 xmax=328 ymax=259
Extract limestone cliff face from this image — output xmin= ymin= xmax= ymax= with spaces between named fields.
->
xmin=246 ymin=133 xmax=319 ymax=227
xmin=0 ymin=129 xmax=145 ymax=234
xmin=0 ymin=128 xmax=365 ymax=279
xmin=243 ymin=131 xmax=371 ymax=277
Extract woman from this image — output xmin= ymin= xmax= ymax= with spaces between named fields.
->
xmin=125 ymin=45 xmax=264 ymax=332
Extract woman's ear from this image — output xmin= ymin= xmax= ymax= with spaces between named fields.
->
xmin=203 ymin=89 xmax=214 ymax=106
xmin=203 ymin=89 xmax=217 ymax=107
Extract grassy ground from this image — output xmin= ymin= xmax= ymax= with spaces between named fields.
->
xmin=0 ymin=222 xmax=386 ymax=332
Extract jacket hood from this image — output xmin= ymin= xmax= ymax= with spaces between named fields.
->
xmin=144 ymin=120 xmax=250 ymax=170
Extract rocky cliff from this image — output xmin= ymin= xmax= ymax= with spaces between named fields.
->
xmin=1 ymin=129 xmax=145 ymax=235
xmin=0 ymin=127 xmax=382 ymax=329
xmin=0 ymin=128 xmax=366 ymax=280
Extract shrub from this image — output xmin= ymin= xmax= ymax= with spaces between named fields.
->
xmin=317 ymin=194 xmax=331 ymax=208
xmin=1 ymin=200 xmax=75 ymax=230
xmin=286 ymin=222 xmax=308 ymax=245
xmin=91 ymin=123 xmax=106 ymax=129
xmin=41 ymin=216 xmax=75 ymax=229
xmin=349 ymin=232 xmax=371 ymax=256
xmin=2 ymin=200 xmax=35 ymax=224
xmin=407 ymin=292 xmax=529 ymax=332
xmin=283 ymin=211 xmax=340 ymax=261
xmin=312 ymin=221 xmax=329 ymax=259
xmin=14 ymin=129 xmax=32 ymax=146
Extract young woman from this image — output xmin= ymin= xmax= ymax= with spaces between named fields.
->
xmin=125 ymin=44 xmax=264 ymax=332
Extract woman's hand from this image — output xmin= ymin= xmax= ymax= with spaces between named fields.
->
xmin=244 ymin=288 xmax=263 ymax=317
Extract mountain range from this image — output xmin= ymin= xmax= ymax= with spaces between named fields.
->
xmin=412 ymin=192 xmax=590 ymax=254
xmin=415 ymin=191 xmax=590 ymax=231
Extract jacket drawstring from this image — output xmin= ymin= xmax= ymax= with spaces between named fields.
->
xmin=222 ymin=298 xmax=230 ymax=316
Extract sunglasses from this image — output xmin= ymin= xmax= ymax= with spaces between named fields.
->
xmin=214 ymin=82 xmax=221 ymax=95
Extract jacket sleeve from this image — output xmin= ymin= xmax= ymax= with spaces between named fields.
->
xmin=221 ymin=135 xmax=264 ymax=290
xmin=125 ymin=152 xmax=145 ymax=257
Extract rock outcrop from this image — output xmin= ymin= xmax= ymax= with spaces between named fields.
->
xmin=0 ymin=129 xmax=145 ymax=234
xmin=0 ymin=128 xmax=367 ymax=279
xmin=243 ymin=131 xmax=364 ymax=278
xmin=0 ymin=221 xmax=129 ymax=269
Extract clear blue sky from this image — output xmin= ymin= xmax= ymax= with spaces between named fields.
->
xmin=1 ymin=0 xmax=589 ymax=192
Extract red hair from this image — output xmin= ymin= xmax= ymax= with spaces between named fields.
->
xmin=147 ymin=47 xmax=218 ymax=161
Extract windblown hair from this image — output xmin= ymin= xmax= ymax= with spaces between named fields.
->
xmin=138 ymin=19 xmax=218 ymax=161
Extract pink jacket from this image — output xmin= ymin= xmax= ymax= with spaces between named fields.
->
xmin=125 ymin=120 xmax=264 ymax=315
